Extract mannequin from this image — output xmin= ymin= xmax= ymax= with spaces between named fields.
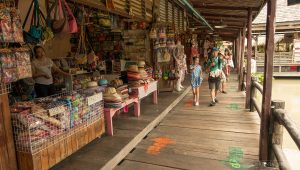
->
xmin=173 ymin=40 xmax=186 ymax=92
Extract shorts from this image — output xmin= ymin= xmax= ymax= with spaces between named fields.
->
xmin=208 ymin=77 xmax=221 ymax=90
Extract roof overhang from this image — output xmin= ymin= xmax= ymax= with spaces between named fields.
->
xmin=189 ymin=0 xmax=268 ymax=40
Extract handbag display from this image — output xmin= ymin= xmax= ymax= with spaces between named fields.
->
xmin=98 ymin=11 xmax=111 ymax=28
xmin=0 ymin=7 xmax=13 ymax=42
xmin=11 ymin=8 xmax=24 ymax=42
xmin=62 ymin=0 xmax=78 ymax=33
xmin=47 ymin=0 xmax=66 ymax=33
xmin=29 ymin=0 xmax=43 ymax=39
xmin=22 ymin=0 xmax=41 ymax=44
xmin=149 ymin=28 xmax=157 ymax=39
xmin=157 ymin=49 xmax=170 ymax=63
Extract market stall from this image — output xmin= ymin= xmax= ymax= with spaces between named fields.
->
xmin=0 ymin=0 xmax=194 ymax=169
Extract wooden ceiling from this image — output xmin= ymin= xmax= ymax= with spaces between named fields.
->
xmin=189 ymin=0 xmax=267 ymax=40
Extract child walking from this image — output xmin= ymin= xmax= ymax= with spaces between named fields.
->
xmin=190 ymin=57 xmax=203 ymax=106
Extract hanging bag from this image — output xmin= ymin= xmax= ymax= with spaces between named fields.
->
xmin=149 ymin=28 xmax=157 ymax=39
xmin=75 ymin=12 xmax=87 ymax=66
xmin=62 ymin=0 xmax=78 ymax=33
xmin=98 ymin=11 xmax=111 ymax=28
xmin=29 ymin=0 xmax=43 ymax=39
xmin=11 ymin=4 xmax=24 ymax=42
xmin=47 ymin=0 xmax=66 ymax=33
xmin=22 ymin=0 xmax=40 ymax=43
xmin=39 ymin=9 xmax=54 ymax=42
xmin=0 ymin=2 xmax=13 ymax=42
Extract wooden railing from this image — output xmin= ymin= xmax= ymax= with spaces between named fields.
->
xmin=250 ymin=77 xmax=300 ymax=169
xmin=241 ymin=69 xmax=247 ymax=91
xmin=256 ymin=52 xmax=295 ymax=66
xmin=250 ymin=77 xmax=262 ymax=117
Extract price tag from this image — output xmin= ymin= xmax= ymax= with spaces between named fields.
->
xmin=87 ymin=93 xmax=103 ymax=106
xmin=48 ymin=105 xmax=65 ymax=116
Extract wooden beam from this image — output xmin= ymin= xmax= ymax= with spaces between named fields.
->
xmin=260 ymin=0 xmax=277 ymax=163
xmin=205 ymin=17 xmax=247 ymax=22
xmin=246 ymin=9 xmax=253 ymax=109
xmin=200 ymin=13 xmax=248 ymax=19
xmin=193 ymin=4 xmax=260 ymax=11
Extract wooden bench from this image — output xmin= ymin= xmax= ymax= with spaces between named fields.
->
xmin=104 ymin=97 xmax=140 ymax=136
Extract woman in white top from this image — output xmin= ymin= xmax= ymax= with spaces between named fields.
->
xmin=32 ymin=46 xmax=70 ymax=97
xmin=224 ymin=49 xmax=233 ymax=78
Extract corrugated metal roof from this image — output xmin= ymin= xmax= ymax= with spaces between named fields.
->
xmin=253 ymin=0 xmax=300 ymax=24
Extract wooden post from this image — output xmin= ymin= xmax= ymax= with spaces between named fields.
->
xmin=260 ymin=0 xmax=277 ymax=162
xmin=255 ymin=35 xmax=259 ymax=60
xmin=239 ymin=27 xmax=246 ymax=91
xmin=269 ymin=100 xmax=285 ymax=167
xmin=246 ymin=9 xmax=253 ymax=109
xmin=236 ymin=36 xmax=241 ymax=74
xmin=232 ymin=39 xmax=237 ymax=68
xmin=0 ymin=93 xmax=18 ymax=170
xmin=250 ymin=77 xmax=257 ymax=112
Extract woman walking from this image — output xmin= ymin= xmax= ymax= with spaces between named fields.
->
xmin=224 ymin=49 xmax=233 ymax=79
xmin=190 ymin=57 xmax=203 ymax=106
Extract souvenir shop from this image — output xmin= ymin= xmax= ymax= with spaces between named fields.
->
xmin=0 ymin=0 xmax=195 ymax=169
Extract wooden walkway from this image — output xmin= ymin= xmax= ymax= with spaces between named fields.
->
xmin=116 ymin=76 xmax=262 ymax=170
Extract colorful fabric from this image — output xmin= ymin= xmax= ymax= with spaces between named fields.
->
xmin=190 ymin=65 xmax=202 ymax=88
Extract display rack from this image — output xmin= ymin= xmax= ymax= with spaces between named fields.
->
xmin=11 ymin=90 xmax=105 ymax=170
xmin=123 ymin=30 xmax=149 ymax=62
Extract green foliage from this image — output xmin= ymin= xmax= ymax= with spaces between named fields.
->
xmin=253 ymin=73 xmax=264 ymax=83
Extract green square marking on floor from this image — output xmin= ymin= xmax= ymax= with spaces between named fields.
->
xmin=222 ymin=147 xmax=244 ymax=169
xmin=227 ymin=103 xmax=240 ymax=110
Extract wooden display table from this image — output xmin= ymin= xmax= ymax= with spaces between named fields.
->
xmin=104 ymin=97 xmax=140 ymax=136
xmin=130 ymin=81 xmax=158 ymax=104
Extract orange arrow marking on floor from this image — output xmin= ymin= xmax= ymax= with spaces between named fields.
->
xmin=184 ymin=99 xmax=194 ymax=107
xmin=147 ymin=137 xmax=175 ymax=155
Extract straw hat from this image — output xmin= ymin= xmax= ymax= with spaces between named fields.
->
xmin=138 ymin=61 xmax=146 ymax=68
xmin=104 ymin=87 xmax=117 ymax=95
xmin=138 ymin=68 xmax=148 ymax=78
xmin=110 ymin=79 xmax=123 ymax=88
xmin=103 ymin=87 xmax=122 ymax=102
xmin=127 ymin=65 xmax=139 ymax=73
xmin=88 ymin=81 xmax=98 ymax=88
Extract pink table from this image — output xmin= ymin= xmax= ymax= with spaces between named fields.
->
xmin=104 ymin=97 xmax=140 ymax=136
xmin=130 ymin=81 xmax=158 ymax=104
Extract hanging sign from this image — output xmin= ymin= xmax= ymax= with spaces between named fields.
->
xmin=288 ymin=0 xmax=300 ymax=5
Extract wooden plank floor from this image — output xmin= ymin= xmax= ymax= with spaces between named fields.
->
xmin=116 ymin=75 xmax=262 ymax=170
xmin=51 ymin=81 xmax=192 ymax=170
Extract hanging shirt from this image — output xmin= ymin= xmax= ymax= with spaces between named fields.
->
xmin=32 ymin=58 xmax=54 ymax=85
